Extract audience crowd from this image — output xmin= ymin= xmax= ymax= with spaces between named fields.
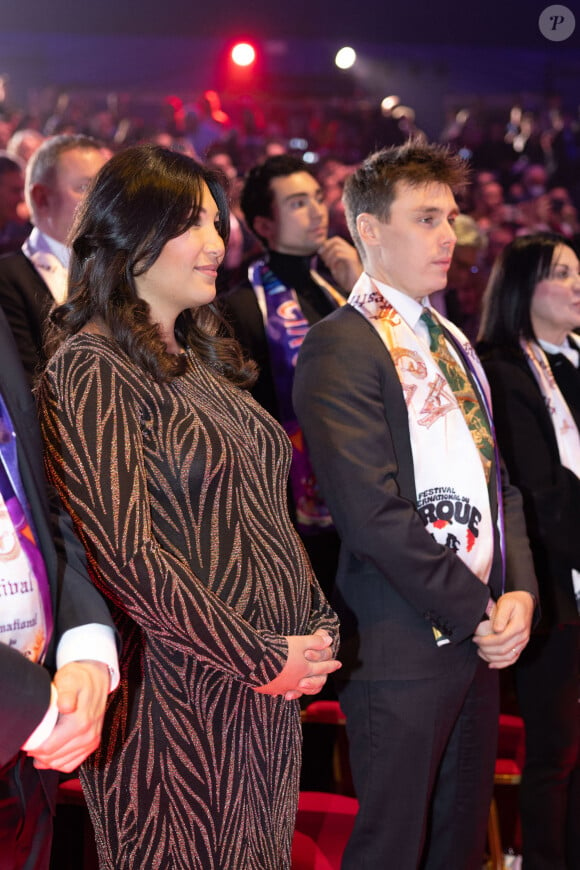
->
xmin=1 ymin=76 xmax=579 ymax=868
xmin=1 ymin=86 xmax=579 ymax=336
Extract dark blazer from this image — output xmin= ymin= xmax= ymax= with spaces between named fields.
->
xmin=479 ymin=342 xmax=580 ymax=627
xmin=0 ymin=251 xmax=53 ymax=385
xmin=0 ymin=307 xmax=114 ymax=770
xmin=293 ymin=304 xmax=538 ymax=681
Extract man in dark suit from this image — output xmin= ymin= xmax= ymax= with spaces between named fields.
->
xmin=0 ymin=135 xmax=106 ymax=384
xmin=293 ymin=142 xmax=538 ymax=869
xmin=0 ymin=307 xmax=118 ymax=870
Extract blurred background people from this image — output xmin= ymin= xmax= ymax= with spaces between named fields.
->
xmin=317 ymin=157 xmax=356 ymax=241
xmin=442 ymin=214 xmax=487 ymax=344
xmin=204 ymin=143 xmax=260 ymax=287
xmin=470 ymin=179 xmax=506 ymax=233
xmin=435 ymin=213 xmax=488 ymax=343
xmin=6 ymin=128 xmax=45 ymax=169
xmin=0 ymin=155 xmax=27 ymax=256
xmin=478 ymin=233 xmax=580 ymax=870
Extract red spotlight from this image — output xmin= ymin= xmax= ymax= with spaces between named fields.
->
xmin=231 ymin=42 xmax=256 ymax=67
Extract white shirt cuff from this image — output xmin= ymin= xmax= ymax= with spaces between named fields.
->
xmin=21 ymin=624 xmax=119 ymax=753
xmin=22 ymin=683 xmax=59 ymax=751
xmin=56 ymin=623 xmax=120 ymax=692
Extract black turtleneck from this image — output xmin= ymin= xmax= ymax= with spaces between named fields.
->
xmin=267 ymin=251 xmax=336 ymax=325
xmin=220 ymin=250 xmax=343 ymax=423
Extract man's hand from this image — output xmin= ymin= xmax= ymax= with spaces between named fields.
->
xmin=28 ymin=660 xmax=110 ymax=772
xmin=318 ymin=236 xmax=362 ymax=292
xmin=255 ymin=629 xmax=341 ymax=701
xmin=473 ymin=591 xmax=535 ymax=669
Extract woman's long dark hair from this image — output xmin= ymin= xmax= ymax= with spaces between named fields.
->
xmin=48 ymin=144 xmax=256 ymax=386
xmin=478 ymin=232 xmax=575 ymax=348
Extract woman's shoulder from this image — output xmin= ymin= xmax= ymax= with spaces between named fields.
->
xmin=304 ymin=302 xmax=386 ymax=353
xmin=48 ymin=331 xmax=126 ymax=365
xmin=43 ymin=332 xmax=144 ymax=396
xmin=476 ymin=341 xmax=524 ymax=366
xmin=477 ymin=341 xmax=530 ymax=377
xmin=477 ymin=341 xmax=545 ymax=403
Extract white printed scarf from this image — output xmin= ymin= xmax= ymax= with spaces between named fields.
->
xmin=349 ymin=273 xmax=500 ymax=591
xmin=521 ymin=336 xmax=580 ymax=610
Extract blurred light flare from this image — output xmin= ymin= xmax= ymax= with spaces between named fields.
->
xmin=335 ymin=46 xmax=356 ymax=69
xmin=231 ymin=42 xmax=256 ymax=66
xmin=381 ymin=94 xmax=400 ymax=113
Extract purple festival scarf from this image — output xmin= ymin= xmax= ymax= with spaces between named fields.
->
xmin=0 ymin=393 xmax=53 ymax=660
xmin=249 ymin=259 xmax=335 ymax=534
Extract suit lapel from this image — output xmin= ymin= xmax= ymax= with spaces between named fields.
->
xmin=0 ymin=311 xmax=54 ymax=581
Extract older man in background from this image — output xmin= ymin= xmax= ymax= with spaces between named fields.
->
xmin=0 ymin=135 xmax=107 ymax=383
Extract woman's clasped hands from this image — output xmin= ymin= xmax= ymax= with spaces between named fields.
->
xmin=256 ymin=629 xmax=341 ymax=701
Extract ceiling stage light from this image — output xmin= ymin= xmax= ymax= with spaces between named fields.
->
xmin=231 ymin=43 xmax=256 ymax=67
xmin=381 ymin=95 xmax=401 ymax=113
xmin=335 ymin=47 xmax=356 ymax=70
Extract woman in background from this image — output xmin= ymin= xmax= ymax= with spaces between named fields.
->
xmin=478 ymin=233 xmax=580 ymax=869
xmin=38 ymin=145 xmax=340 ymax=870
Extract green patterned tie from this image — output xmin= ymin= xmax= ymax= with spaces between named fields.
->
xmin=420 ymin=309 xmax=493 ymax=482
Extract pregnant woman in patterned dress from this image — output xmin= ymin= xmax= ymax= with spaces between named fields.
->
xmin=37 ymin=145 xmax=340 ymax=870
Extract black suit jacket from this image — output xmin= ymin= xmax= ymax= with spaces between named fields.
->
xmin=294 ymin=304 xmax=538 ymax=680
xmin=0 ymin=307 xmax=114 ymax=770
xmin=0 ymin=251 xmax=53 ymax=385
xmin=479 ymin=342 xmax=580 ymax=627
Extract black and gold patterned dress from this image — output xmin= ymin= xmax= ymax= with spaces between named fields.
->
xmin=38 ymin=334 xmax=339 ymax=870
